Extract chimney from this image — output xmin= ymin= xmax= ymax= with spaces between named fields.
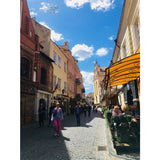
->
xmin=63 ymin=41 xmax=69 ymax=50
xmin=32 ymin=17 xmax=36 ymax=22
xmin=64 ymin=41 xmax=69 ymax=46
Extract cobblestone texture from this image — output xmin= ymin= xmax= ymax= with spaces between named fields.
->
xmin=21 ymin=111 xmax=112 ymax=160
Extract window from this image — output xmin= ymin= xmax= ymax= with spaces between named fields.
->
xmin=58 ymin=56 xmax=61 ymax=67
xmin=33 ymin=64 xmax=37 ymax=82
xmin=53 ymin=52 xmax=56 ymax=63
xmin=53 ymin=75 xmax=57 ymax=88
xmin=58 ymin=78 xmax=61 ymax=90
xmin=64 ymin=62 xmax=67 ymax=72
xmin=40 ymin=68 xmax=47 ymax=85
xmin=64 ymin=82 xmax=67 ymax=92
xmin=33 ymin=70 xmax=36 ymax=82
xmin=25 ymin=16 xmax=29 ymax=34
xmin=21 ymin=57 xmax=30 ymax=79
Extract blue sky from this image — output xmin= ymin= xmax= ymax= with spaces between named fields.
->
xmin=27 ymin=0 xmax=124 ymax=95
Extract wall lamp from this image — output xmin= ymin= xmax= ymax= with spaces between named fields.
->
xmin=114 ymin=39 xmax=120 ymax=48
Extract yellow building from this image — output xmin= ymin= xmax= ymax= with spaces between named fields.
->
xmin=59 ymin=42 xmax=85 ymax=104
xmin=50 ymin=40 xmax=68 ymax=114
xmin=111 ymin=0 xmax=140 ymax=107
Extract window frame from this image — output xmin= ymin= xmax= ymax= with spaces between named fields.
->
xmin=53 ymin=52 xmax=57 ymax=64
xmin=21 ymin=57 xmax=30 ymax=79
xmin=58 ymin=78 xmax=61 ymax=90
xmin=64 ymin=62 xmax=67 ymax=72
xmin=40 ymin=67 xmax=47 ymax=85
xmin=58 ymin=56 xmax=61 ymax=67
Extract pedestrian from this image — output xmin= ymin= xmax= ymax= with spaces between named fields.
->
xmin=88 ymin=105 xmax=91 ymax=117
xmin=52 ymin=102 xmax=63 ymax=136
xmin=38 ymin=102 xmax=45 ymax=128
xmin=75 ymin=102 xmax=81 ymax=126
xmin=121 ymin=104 xmax=132 ymax=115
xmin=83 ymin=105 xmax=87 ymax=117
xmin=112 ymin=106 xmax=122 ymax=116
xmin=48 ymin=103 xmax=55 ymax=127
xmin=93 ymin=105 xmax=96 ymax=112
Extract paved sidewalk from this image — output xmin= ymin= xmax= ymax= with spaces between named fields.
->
xmin=21 ymin=111 xmax=112 ymax=160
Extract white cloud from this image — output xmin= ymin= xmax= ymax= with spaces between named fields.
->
xmin=30 ymin=11 xmax=37 ymax=16
xmin=108 ymin=36 xmax=114 ymax=40
xmin=96 ymin=48 xmax=108 ymax=56
xmin=71 ymin=44 xmax=94 ymax=61
xmin=81 ymin=71 xmax=94 ymax=91
xmin=91 ymin=0 xmax=115 ymax=11
xmin=40 ymin=2 xmax=59 ymax=15
xmin=64 ymin=0 xmax=89 ymax=9
xmin=64 ymin=0 xmax=115 ymax=11
xmin=40 ymin=2 xmax=50 ymax=12
xmin=51 ymin=30 xmax=64 ymax=41
xmin=39 ymin=22 xmax=64 ymax=41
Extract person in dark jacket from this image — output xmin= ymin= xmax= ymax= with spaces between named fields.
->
xmin=88 ymin=105 xmax=91 ymax=117
xmin=48 ymin=103 xmax=55 ymax=127
xmin=83 ymin=105 xmax=87 ymax=117
xmin=38 ymin=102 xmax=45 ymax=127
xmin=75 ymin=103 xmax=81 ymax=126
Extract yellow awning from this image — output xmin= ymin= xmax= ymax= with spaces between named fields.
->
xmin=105 ymin=53 xmax=140 ymax=88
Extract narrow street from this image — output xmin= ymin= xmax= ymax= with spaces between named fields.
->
xmin=21 ymin=111 xmax=111 ymax=160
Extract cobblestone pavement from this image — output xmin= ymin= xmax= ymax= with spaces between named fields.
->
xmin=21 ymin=111 xmax=112 ymax=160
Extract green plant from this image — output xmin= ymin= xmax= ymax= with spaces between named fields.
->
xmin=124 ymin=114 xmax=133 ymax=122
xmin=102 ymin=107 xmax=108 ymax=114
xmin=111 ymin=115 xmax=121 ymax=126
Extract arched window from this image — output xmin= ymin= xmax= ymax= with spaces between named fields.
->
xmin=40 ymin=68 xmax=47 ymax=85
xmin=21 ymin=57 xmax=30 ymax=79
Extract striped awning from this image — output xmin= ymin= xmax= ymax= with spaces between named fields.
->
xmin=105 ymin=53 xmax=140 ymax=88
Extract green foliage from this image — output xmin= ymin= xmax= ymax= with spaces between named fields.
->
xmin=102 ymin=111 xmax=138 ymax=143
xmin=124 ymin=114 xmax=133 ymax=122
xmin=102 ymin=107 xmax=108 ymax=114
xmin=111 ymin=115 xmax=121 ymax=126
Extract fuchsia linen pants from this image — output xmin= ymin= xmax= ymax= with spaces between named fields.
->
xmin=53 ymin=119 xmax=61 ymax=134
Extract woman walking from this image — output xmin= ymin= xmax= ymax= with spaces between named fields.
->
xmin=52 ymin=102 xmax=63 ymax=136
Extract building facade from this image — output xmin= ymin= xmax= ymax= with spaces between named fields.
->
xmin=111 ymin=0 xmax=140 ymax=107
xmin=59 ymin=42 xmax=85 ymax=107
xmin=31 ymin=18 xmax=54 ymax=121
xmin=93 ymin=61 xmax=106 ymax=106
xmin=50 ymin=40 xmax=68 ymax=115
xmin=20 ymin=0 xmax=40 ymax=124
xmin=86 ymin=93 xmax=94 ymax=106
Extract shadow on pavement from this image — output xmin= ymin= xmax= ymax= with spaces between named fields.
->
xmin=21 ymin=123 xmax=70 ymax=160
xmin=61 ymin=110 xmax=104 ymax=129
xmin=21 ymin=111 xmax=103 ymax=160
